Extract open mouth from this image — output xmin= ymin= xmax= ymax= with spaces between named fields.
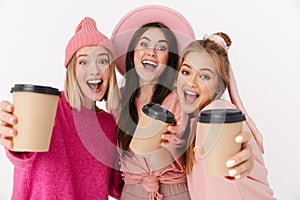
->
xmin=86 ymin=79 xmax=103 ymax=92
xmin=142 ymin=60 xmax=158 ymax=71
xmin=184 ymin=90 xmax=200 ymax=104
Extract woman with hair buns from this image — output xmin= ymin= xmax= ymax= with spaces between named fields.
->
xmin=175 ymin=32 xmax=276 ymax=199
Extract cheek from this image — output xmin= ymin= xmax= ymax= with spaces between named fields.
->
xmin=133 ymin=50 xmax=143 ymax=65
xmin=176 ymin=75 xmax=186 ymax=89
xmin=102 ymin=67 xmax=111 ymax=81
xmin=76 ymin=69 xmax=85 ymax=82
xmin=201 ymin=81 xmax=218 ymax=100
xmin=159 ymin=53 xmax=169 ymax=65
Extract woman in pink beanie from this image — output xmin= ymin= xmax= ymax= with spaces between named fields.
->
xmin=175 ymin=32 xmax=276 ymax=199
xmin=0 ymin=17 xmax=123 ymax=200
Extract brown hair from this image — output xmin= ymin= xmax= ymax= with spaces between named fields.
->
xmin=182 ymin=32 xmax=232 ymax=174
xmin=116 ymin=22 xmax=179 ymax=153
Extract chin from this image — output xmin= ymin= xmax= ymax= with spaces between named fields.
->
xmin=180 ymin=101 xmax=199 ymax=114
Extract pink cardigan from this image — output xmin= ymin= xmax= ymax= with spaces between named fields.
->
xmin=6 ymin=92 xmax=123 ymax=200
xmin=187 ymin=99 xmax=276 ymax=199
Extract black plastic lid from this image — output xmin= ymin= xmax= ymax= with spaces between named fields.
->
xmin=11 ymin=84 xmax=61 ymax=96
xmin=198 ymin=109 xmax=245 ymax=123
xmin=142 ymin=103 xmax=176 ymax=124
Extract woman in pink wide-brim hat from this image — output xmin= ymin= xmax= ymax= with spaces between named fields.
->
xmin=111 ymin=4 xmax=195 ymax=200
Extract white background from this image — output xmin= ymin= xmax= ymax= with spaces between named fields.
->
xmin=0 ymin=0 xmax=299 ymax=199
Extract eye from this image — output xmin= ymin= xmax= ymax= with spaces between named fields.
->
xmin=79 ymin=60 xmax=88 ymax=65
xmin=181 ymin=69 xmax=190 ymax=75
xmin=200 ymin=74 xmax=211 ymax=80
xmin=97 ymin=58 xmax=109 ymax=65
xmin=156 ymin=45 xmax=168 ymax=51
xmin=140 ymin=41 xmax=149 ymax=48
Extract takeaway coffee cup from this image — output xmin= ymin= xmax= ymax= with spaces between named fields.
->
xmin=197 ymin=109 xmax=246 ymax=176
xmin=10 ymin=84 xmax=61 ymax=152
xmin=129 ymin=103 xmax=176 ymax=155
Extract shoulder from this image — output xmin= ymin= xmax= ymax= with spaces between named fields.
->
xmin=97 ymin=110 xmax=116 ymax=124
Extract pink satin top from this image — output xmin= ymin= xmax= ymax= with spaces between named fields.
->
xmin=119 ymin=92 xmax=188 ymax=200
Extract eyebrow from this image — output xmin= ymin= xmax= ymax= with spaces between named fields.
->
xmin=76 ymin=53 xmax=108 ymax=59
xmin=182 ymin=63 xmax=214 ymax=74
xmin=139 ymin=36 xmax=168 ymax=44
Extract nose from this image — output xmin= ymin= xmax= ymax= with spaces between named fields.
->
xmin=146 ymin=47 xmax=157 ymax=57
xmin=90 ymin=63 xmax=102 ymax=75
xmin=188 ymin=74 xmax=198 ymax=88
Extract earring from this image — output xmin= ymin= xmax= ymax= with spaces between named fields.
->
xmin=212 ymin=92 xmax=218 ymax=100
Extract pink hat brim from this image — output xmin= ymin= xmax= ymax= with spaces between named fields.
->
xmin=111 ymin=4 xmax=195 ymax=75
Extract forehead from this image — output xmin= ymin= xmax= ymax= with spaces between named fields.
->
xmin=140 ymin=28 xmax=167 ymax=41
xmin=76 ymin=46 xmax=109 ymax=56
xmin=183 ymin=51 xmax=216 ymax=71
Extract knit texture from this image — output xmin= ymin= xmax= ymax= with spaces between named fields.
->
xmin=6 ymin=92 xmax=123 ymax=200
xmin=64 ymin=17 xmax=114 ymax=67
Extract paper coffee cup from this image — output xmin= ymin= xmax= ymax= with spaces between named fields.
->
xmin=10 ymin=84 xmax=61 ymax=152
xmin=130 ymin=103 xmax=176 ymax=155
xmin=197 ymin=109 xmax=245 ymax=176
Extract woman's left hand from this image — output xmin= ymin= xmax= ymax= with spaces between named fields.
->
xmin=225 ymin=132 xmax=254 ymax=180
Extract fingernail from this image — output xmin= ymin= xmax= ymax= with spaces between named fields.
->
xmin=226 ymin=160 xmax=235 ymax=168
xmin=228 ymin=169 xmax=238 ymax=177
xmin=9 ymin=117 xmax=15 ymax=123
xmin=235 ymin=175 xmax=241 ymax=180
xmin=235 ymin=135 xmax=243 ymax=143
xmin=7 ymin=105 xmax=13 ymax=111
xmin=8 ymin=141 xmax=13 ymax=148
xmin=161 ymin=134 xmax=165 ymax=139
xmin=9 ymin=129 xmax=16 ymax=135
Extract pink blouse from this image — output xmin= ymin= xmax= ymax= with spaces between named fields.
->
xmin=187 ymin=99 xmax=276 ymax=199
xmin=119 ymin=92 xmax=188 ymax=200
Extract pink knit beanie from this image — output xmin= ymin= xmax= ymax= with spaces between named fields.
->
xmin=64 ymin=17 xmax=114 ymax=67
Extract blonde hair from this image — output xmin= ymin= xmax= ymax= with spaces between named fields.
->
xmin=182 ymin=33 xmax=232 ymax=174
xmin=64 ymin=47 xmax=120 ymax=112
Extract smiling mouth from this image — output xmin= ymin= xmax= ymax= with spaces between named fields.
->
xmin=184 ymin=90 xmax=200 ymax=103
xmin=142 ymin=60 xmax=158 ymax=70
xmin=86 ymin=79 xmax=103 ymax=91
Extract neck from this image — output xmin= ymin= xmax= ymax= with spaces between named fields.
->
xmin=82 ymin=100 xmax=99 ymax=112
xmin=138 ymin=83 xmax=156 ymax=104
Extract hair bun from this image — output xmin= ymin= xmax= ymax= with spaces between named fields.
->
xmin=213 ymin=32 xmax=232 ymax=48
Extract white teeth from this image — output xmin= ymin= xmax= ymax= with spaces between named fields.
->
xmin=87 ymin=80 xmax=102 ymax=84
xmin=185 ymin=90 xmax=197 ymax=96
xmin=142 ymin=60 xmax=157 ymax=66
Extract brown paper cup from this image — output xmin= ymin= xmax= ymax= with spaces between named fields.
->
xmin=197 ymin=109 xmax=245 ymax=176
xmin=129 ymin=103 xmax=176 ymax=155
xmin=10 ymin=84 xmax=61 ymax=152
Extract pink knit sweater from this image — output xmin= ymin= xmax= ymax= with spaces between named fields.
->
xmin=6 ymin=92 xmax=123 ymax=200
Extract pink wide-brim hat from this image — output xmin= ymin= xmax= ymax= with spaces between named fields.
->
xmin=111 ymin=4 xmax=196 ymax=75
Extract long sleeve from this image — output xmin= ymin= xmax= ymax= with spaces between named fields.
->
xmin=187 ymin=99 xmax=275 ymax=199
xmin=108 ymin=152 xmax=124 ymax=199
xmin=5 ymin=150 xmax=37 ymax=169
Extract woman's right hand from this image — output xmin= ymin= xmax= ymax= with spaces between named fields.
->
xmin=0 ymin=100 xmax=17 ymax=149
